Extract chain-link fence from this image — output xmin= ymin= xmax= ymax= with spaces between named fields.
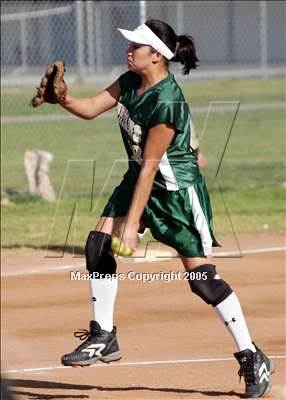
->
xmin=1 ymin=0 xmax=285 ymax=85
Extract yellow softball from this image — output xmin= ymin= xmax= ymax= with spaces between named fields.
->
xmin=111 ymin=236 xmax=133 ymax=257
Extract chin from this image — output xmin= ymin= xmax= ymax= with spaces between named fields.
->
xmin=129 ymin=65 xmax=140 ymax=73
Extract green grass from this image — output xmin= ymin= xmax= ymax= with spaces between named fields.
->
xmin=2 ymin=109 xmax=284 ymax=193
xmin=1 ymin=118 xmax=128 ymax=195
xmin=1 ymin=78 xmax=285 ymax=249
xmin=2 ymin=188 xmax=284 ymax=249
xmin=2 ymin=78 xmax=285 ymax=117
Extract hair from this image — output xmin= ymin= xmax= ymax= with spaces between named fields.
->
xmin=145 ymin=19 xmax=199 ymax=75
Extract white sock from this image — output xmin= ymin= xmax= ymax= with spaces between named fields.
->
xmin=89 ymin=277 xmax=118 ymax=332
xmin=214 ymin=292 xmax=256 ymax=353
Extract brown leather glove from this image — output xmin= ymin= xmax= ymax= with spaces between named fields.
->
xmin=31 ymin=60 xmax=67 ymax=107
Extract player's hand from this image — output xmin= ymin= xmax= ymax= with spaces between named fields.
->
xmin=197 ymin=152 xmax=208 ymax=168
xmin=111 ymin=222 xmax=139 ymax=257
xmin=121 ymin=222 xmax=139 ymax=253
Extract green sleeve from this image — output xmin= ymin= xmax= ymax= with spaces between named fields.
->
xmin=147 ymin=98 xmax=188 ymax=134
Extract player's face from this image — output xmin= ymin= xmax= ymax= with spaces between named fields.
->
xmin=126 ymin=42 xmax=154 ymax=72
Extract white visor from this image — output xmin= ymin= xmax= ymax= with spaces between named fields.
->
xmin=117 ymin=23 xmax=175 ymax=60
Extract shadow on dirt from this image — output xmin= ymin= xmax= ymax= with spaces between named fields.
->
xmin=8 ymin=378 xmax=242 ymax=399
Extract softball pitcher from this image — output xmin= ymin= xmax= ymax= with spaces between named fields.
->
xmin=33 ymin=19 xmax=273 ymax=398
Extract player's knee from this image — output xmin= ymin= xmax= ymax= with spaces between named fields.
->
xmin=188 ymin=264 xmax=232 ymax=306
xmin=85 ymin=231 xmax=117 ymax=276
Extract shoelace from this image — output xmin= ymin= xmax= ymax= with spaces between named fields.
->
xmin=73 ymin=326 xmax=102 ymax=351
xmin=73 ymin=329 xmax=93 ymax=351
xmin=74 ymin=329 xmax=90 ymax=341
xmin=238 ymin=358 xmax=256 ymax=385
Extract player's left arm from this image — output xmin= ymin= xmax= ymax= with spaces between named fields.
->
xmin=122 ymin=123 xmax=175 ymax=249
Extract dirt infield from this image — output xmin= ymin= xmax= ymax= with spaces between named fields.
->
xmin=1 ymin=234 xmax=285 ymax=399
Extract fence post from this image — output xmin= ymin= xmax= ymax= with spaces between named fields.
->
xmin=86 ymin=1 xmax=95 ymax=74
xmin=94 ymin=2 xmax=103 ymax=73
xmin=20 ymin=16 xmax=27 ymax=72
xmin=176 ymin=1 xmax=184 ymax=34
xmin=75 ymin=1 xmax=85 ymax=81
xmin=140 ymin=0 xmax=146 ymax=24
xmin=226 ymin=1 xmax=235 ymax=64
xmin=260 ymin=1 xmax=268 ymax=79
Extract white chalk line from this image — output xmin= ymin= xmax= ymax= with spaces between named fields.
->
xmin=131 ymin=246 xmax=286 ymax=259
xmin=4 ymin=354 xmax=286 ymax=374
xmin=2 ymin=246 xmax=286 ymax=277
xmin=211 ymin=246 xmax=286 ymax=257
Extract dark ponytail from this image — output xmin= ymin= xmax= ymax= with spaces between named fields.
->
xmin=172 ymin=35 xmax=199 ymax=75
xmin=145 ymin=19 xmax=199 ymax=75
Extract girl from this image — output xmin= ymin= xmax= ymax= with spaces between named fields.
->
xmin=60 ymin=19 xmax=273 ymax=398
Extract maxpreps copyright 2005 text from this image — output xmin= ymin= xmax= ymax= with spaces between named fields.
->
xmin=70 ymin=271 xmax=207 ymax=283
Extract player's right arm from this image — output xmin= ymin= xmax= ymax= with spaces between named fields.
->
xmin=60 ymin=79 xmax=121 ymax=120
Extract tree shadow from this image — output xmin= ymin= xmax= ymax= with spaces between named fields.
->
xmin=7 ymin=378 xmax=243 ymax=399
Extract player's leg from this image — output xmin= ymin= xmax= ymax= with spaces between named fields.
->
xmin=61 ymin=216 xmax=127 ymax=367
xmin=181 ymin=255 xmax=274 ymax=398
xmin=145 ymin=177 xmax=274 ymax=397
xmin=87 ymin=216 xmax=122 ymax=333
xmin=181 ymin=255 xmax=256 ymax=352
xmin=62 ymin=178 xmax=135 ymax=367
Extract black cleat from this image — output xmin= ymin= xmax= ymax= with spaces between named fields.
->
xmin=234 ymin=343 xmax=274 ymax=398
xmin=61 ymin=321 xmax=121 ymax=366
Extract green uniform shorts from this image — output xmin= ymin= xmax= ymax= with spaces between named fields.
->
xmin=101 ymin=175 xmax=220 ymax=257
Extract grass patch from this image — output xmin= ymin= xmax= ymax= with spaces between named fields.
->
xmin=1 ymin=78 xmax=285 ymax=248
xmin=1 ymin=187 xmax=284 ymax=249
xmin=2 ymin=78 xmax=285 ymax=117
xmin=2 ymin=109 xmax=284 ymax=193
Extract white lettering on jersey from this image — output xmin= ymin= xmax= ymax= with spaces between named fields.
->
xmin=117 ymin=102 xmax=143 ymax=164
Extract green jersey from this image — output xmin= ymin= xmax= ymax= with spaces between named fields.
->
xmin=117 ymin=70 xmax=201 ymax=190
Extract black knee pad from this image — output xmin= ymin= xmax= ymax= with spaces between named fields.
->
xmin=188 ymin=264 xmax=232 ymax=306
xmin=85 ymin=231 xmax=117 ymax=276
